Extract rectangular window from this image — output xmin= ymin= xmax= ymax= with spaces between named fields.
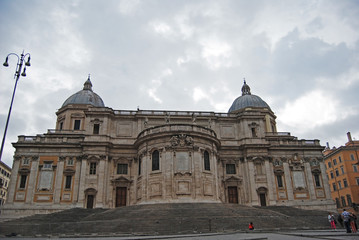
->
xmin=65 ymin=175 xmax=72 ymax=189
xmin=332 ymin=183 xmax=337 ymax=191
xmin=59 ymin=122 xmax=63 ymax=130
xmin=338 ymin=181 xmax=342 ymax=189
xmin=333 ymin=159 xmax=337 ymax=165
xmin=343 ymin=178 xmax=348 ymax=188
xmin=19 ymin=175 xmax=27 ymax=188
xmin=117 ymin=164 xmax=128 ymax=174
xmin=23 ymin=158 xmax=30 ymax=165
xmin=74 ymin=120 xmax=81 ymax=130
xmin=43 ymin=161 xmax=53 ymax=169
xmin=341 ymin=196 xmax=346 ymax=207
xmin=276 ymin=175 xmax=283 ymax=188
xmin=204 ymin=151 xmax=210 ymax=171
xmin=353 ymin=165 xmax=358 ymax=172
xmin=67 ymin=159 xmax=74 ymax=166
xmin=351 ymin=154 xmax=355 ymax=161
xmin=339 ymin=156 xmax=342 ymax=163
xmin=138 ymin=158 xmax=141 ymax=175
xmin=330 ymin=171 xmax=334 ymax=179
xmin=335 ymin=198 xmax=340 ymax=208
xmin=328 ymin=162 xmax=332 ymax=168
xmin=356 ymin=178 xmax=359 ymax=185
xmin=340 ymin=166 xmax=345 ymax=174
xmin=89 ymin=162 xmax=97 ymax=175
xmin=226 ymin=164 xmax=236 ymax=174
xmin=93 ymin=124 xmax=100 ymax=134
xmin=347 ymin=194 xmax=352 ymax=206
xmin=314 ymin=174 xmax=321 ymax=187
xmin=335 ymin=169 xmax=339 ymax=177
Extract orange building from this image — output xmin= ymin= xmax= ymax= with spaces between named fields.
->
xmin=323 ymin=132 xmax=359 ymax=213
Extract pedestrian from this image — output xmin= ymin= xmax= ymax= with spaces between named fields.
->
xmin=341 ymin=209 xmax=352 ymax=233
xmin=337 ymin=214 xmax=344 ymax=227
xmin=352 ymin=213 xmax=358 ymax=231
xmin=327 ymin=212 xmax=336 ymax=230
xmin=248 ymin=222 xmax=254 ymax=230
xmin=350 ymin=213 xmax=357 ymax=233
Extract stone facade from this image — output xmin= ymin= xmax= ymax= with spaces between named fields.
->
xmin=1 ymin=79 xmax=336 ymax=217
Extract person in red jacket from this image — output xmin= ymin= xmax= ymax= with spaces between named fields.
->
xmin=249 ymin=222 xmax=254 ymax=230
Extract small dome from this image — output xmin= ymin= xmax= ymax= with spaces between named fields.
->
xmin=228 ymin=80 xmax=271 ymax=113
xmin=62 ymin=76 xmax=105 ymax=108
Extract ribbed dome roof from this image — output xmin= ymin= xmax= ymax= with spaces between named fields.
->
xmin=62 ymin=76 xmax=105 ymax=108
xmin=228 ymin=80 xmax=271 ymax=113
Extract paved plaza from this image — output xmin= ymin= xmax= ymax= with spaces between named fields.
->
xmin=1 ymin=229 xmax=358 ymax=240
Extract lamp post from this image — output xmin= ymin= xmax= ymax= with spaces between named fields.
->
xmin=0 ymin=51 xmax=31 ymax=162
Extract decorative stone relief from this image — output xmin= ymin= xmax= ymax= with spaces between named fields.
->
xmin=273 ymin=158 xmax=283 ymax=167
xmin=170 ymin=134 xmax=194 ymax=147
xmin=165 ymin=112 xmax=170 ymax=123
xmin=289 ymin=154 xmax=304 ymax=171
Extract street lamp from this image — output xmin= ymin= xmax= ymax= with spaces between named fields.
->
xmin=0 ymin=51 xmax=31 ymax=162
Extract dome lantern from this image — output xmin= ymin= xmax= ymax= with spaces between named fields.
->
xmin=228 ymin=80 xmax=271 ymax=113
xmin=61 ymin=76 xmax=105 ymax=108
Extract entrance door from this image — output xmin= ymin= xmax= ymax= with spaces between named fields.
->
xmin=259 ymin=193 xmax=266 ymax=206
xmin=116 ymin=187 xmax=127 ymax=207
xmin=228 ymin=187 xmax=238 ymax=204
xmin=87 ymin=195 xmax=94 ymax=209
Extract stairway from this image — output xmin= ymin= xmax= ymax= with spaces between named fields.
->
xmin=0 ymin=203 xmax=330 ymax=237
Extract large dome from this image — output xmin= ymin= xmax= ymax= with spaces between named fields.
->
xmin=62 ymin=77 xmax=105 ymax=108
xmin=228 ymin=80 xmax=271 ymax=113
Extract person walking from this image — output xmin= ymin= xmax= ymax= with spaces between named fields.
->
xmin=328 ymin=212 xmax=336 ymax=230
xmin=342 ymin=209 xmax=352 ymax=233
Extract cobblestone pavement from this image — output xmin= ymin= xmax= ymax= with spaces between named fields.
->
xmin=1 ymin=230 xmax=358 ymax=240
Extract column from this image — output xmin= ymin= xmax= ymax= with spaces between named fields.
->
xmin=283 ymin=162 xmax=294 ymax=201
xmin=304 ymin=162 xmax=316 ymax=200
xmin=25 ymin=157 xmax=39 ymax=204
xmin=53 ymin=158 xmax=65 ymax=204
xmin=248 ymin=160 xmax=258 ymax=204
xmin=96 ymin=157 xmax=105 ymax=208
xmin=320 ymin=161 xmax=332 ymax=200
xmin=6 ymin=159 xmax=20 ymax=204
xmin=77 ymin=158 xmax=87 ymax=207
xmin=264 ymin=160 xmax=276 ymax=204
xmin=72 ymin=157 xmax=81 ymax=203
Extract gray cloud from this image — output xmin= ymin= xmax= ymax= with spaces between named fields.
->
xmin=0 ymin=0 xmax=358 ymax=167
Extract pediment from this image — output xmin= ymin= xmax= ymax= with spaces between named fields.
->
xmin=223 ymin=176 xmax=242 ymax=182
xmin=112 ymin=176 xmax=132 ymax=183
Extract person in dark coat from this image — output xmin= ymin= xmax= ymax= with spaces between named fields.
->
xmin=337 ymin=214 xmax=344 ymax=227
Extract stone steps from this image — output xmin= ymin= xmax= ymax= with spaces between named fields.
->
xmin=0 ymin=203 xmax=330 ymax=237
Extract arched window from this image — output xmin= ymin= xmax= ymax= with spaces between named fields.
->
xmin=204 ymin=150 xmax=210 ymax=171
xmin=152 ymin=150 xmax=159 ymax=171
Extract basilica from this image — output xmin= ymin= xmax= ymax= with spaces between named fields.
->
xmin=2 ymin=77 xmax=335 ymax=216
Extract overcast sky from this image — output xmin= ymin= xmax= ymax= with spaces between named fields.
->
xmin=0 ymin=0 xmax=358 ymax=168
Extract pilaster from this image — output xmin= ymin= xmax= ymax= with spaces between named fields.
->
xmin=283 ymin=162 xmax=294 ymax=201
